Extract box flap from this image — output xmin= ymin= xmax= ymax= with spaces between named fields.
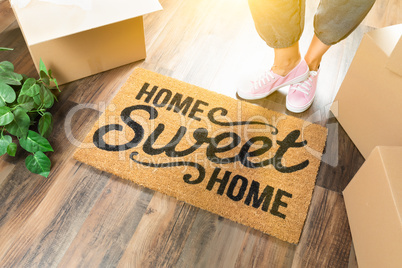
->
xmin=386 ymin=36 xmax=402 ymax=76
xmin=367 ymin=24 xmax=402 ymax=57
xmin=378 ymin=146 xmax=402 ymax=223
xmin=11 ymin=0 xmax=162 ymax=45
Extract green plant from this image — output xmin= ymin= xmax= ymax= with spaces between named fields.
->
xmin=0 ymin=47 xmax=59 ymax=177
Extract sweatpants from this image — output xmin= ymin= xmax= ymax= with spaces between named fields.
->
xmin=248 ymin=0 xmax=376 ymax=48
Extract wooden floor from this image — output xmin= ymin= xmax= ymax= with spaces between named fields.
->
xmin=0 ymin=0 xmax=400 ymax=267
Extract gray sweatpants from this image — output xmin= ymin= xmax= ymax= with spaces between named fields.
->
xmin=248 ymin=0 xmax=376 ymax=48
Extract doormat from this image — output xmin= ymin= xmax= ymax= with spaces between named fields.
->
xmin=74 ymin=68 xmax=328 ymax=244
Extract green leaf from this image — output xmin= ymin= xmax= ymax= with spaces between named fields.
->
xmin=19 ymin=130 xmax=53 ymax=153
xmin=20 ymin=78 xmax=40 ymax=97
xmin=0 ymin=71 xmax=23 ymax=86
xmin=40 ymin=70 xmax=50 ymax=85
xmin=0 ymin=82 xmax=16 ymax=106
xmin=7 ymin=142 xmax=17 ymax=157
xmin=38 ymin=112 xmax=53 ymax=138
xmin=53 ymin=78 xmax=60 ymax=91
xmin=18 ymin=93 xmax=30 ymax=104
xmin=39 ymin=59 xmax=48 ymax=75
xmin=17 ymin=94 xmax=36 ymax=111
xmin=43 ymin=86 xmax=54 ymax=108
xmin=0 ymin=106 xmax=14 ymax=126
xmin=40 ymin=85 xmax=54 ymax=108
xmin=35 ymin=85 xmax=54 ymax=108
xmin=5 ymin=107 xmax=30 ymax=138
xmin=0 ymin=135 xmax=12 ymax=156
xmin=25 ymin=151 xmax=51 ymax=177
xmin=33 ymin=86 xmax=45 ymax=106
xmin=48 ymin=69 xmax=53 ymax=79
xmin=0 ymin=61 xmax=14 ymax=73
xmin=47 ymin=70 xmax=60 ymax=92
xmin=33 ymin=95 xmax=41 ymax=106
xmin=0 ymin=47 xmax=13 ymax=51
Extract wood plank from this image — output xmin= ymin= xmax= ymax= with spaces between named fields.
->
xmin=143 ymin=0 xmax=186 ymax=50
xmin=144 ymin=0 xmax=250 ymax=83
xmin=0 ymin=162 xmax=110 ymax=267
xmin=0 ymin=158 xmax=15 ymax=185
xmin=0 ymin=21 xmax=34 ymax=75
xmin=292 ymin=186 xmax=352 ymax=267
xmin=0 ymin=0 xmax=15 ymax=33
xmin=117 ymin=193 xmax=198 ymax=268
xmin=176 ymin=210 xmax=250 ymax=267
xmin=0 ymin=101 xmax=100 ymax=258
xmin=316 ymin=119 xmax=365 ymax=192
xmin=58 ymin=177 xmax=154 ymax=268
xmin=234 ymin=229 xmax=296 ymax=268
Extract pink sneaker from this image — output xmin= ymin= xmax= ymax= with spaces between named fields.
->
xmin=286 ymin=70 xmax=319 ymax=113
xmin=237 ymin=59 xmax=309 ymax=100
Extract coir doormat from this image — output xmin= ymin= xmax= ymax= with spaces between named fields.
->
xmin=74 ymin=68 xmax=327 ymax=244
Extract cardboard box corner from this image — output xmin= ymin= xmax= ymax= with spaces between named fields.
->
xmin=331 ymin=24 xmax=402 ymax=159
xmin=343 ymin=146 xmax=402 ymax=268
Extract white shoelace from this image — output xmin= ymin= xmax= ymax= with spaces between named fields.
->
xmin=292 ymin=71 xmax=318 ymax=95
xmin=253 ymin=71 xmax=275 ymax=90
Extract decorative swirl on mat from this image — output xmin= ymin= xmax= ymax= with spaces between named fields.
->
xmin=208 ymin=107 xmax=278 ymax=134
xmin=130 ymin=152 xmax=205 ymax=184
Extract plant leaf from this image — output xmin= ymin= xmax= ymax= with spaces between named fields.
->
xmin=17 ymin=94 xmax=36 ymax=111
xmin=39 ymin=85 xmax=54 ymax=108
xmin=7 ymin=142 xmax=17 ymax=157
xmin=0 ymin=71 xmax=23 ymax=86
xmin=0 ymin=135 xmax=12 ymax=156
xmin=0 ymin=47 xmax=13 ymax=51
xmin=25 ymin=151 xmax=51 ymax=177
xmin=38 ymin=112 xmax=53 ymax=138
xmin=19 ymin=130 xmax=53 ymax=153
xmin=39 ymin=59 xmax=48 ymax=75
xmin=5 ymin=107 xmax=30 ymax=138
xmin=33 ymin=85 xmax=46 ymax=106
xmin=40 ymin=70 xmax=50 ymax=85
xmin=0 ymin=106 xmax=14 ymax=126
xmin=53 ymin=78 xmax=60 ymax=91
xmin=20 ymin=78 xmax=40 ymax=97
xmin=48 ymin=69 xmax=53 ymax=79
xmin=0 ymin=82 xmax=16 ymax=105
xmin=0 ymin=61 xmax=14 ymax=73
xmin=33 ymin=93 xmax=43 ymax=106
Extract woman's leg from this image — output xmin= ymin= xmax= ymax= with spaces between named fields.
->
xmin=305 ymin=0 xmax=376 ymax=71
xmin=248 ymin=0 xmax=306 ymax=75
xmin=304 ymin=34 xmax=330 ymax=71
xmin=286 ymin=0 xmax=376 ymax=113
xmin=238 ymin=0 xmax=310 ymax=100
xmin=272 ymin=42 xmax=302 ymax=76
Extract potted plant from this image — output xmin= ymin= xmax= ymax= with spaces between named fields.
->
xmin=0 ymin=47 xmax=59 ymax=177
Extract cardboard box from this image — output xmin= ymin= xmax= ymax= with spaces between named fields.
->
xmin=11 ymin=0 xmax=162 ymax=84
xmin=343 ymin=146 xmax=402 ymax=268
xmin=330 ymin=24 xmax=402 ymax=158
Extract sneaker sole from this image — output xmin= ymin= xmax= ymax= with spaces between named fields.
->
xmin=237 ymin=70 xmax=310 ymax=100
xmin=286 ymin=94 xmax=315 ymax=113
